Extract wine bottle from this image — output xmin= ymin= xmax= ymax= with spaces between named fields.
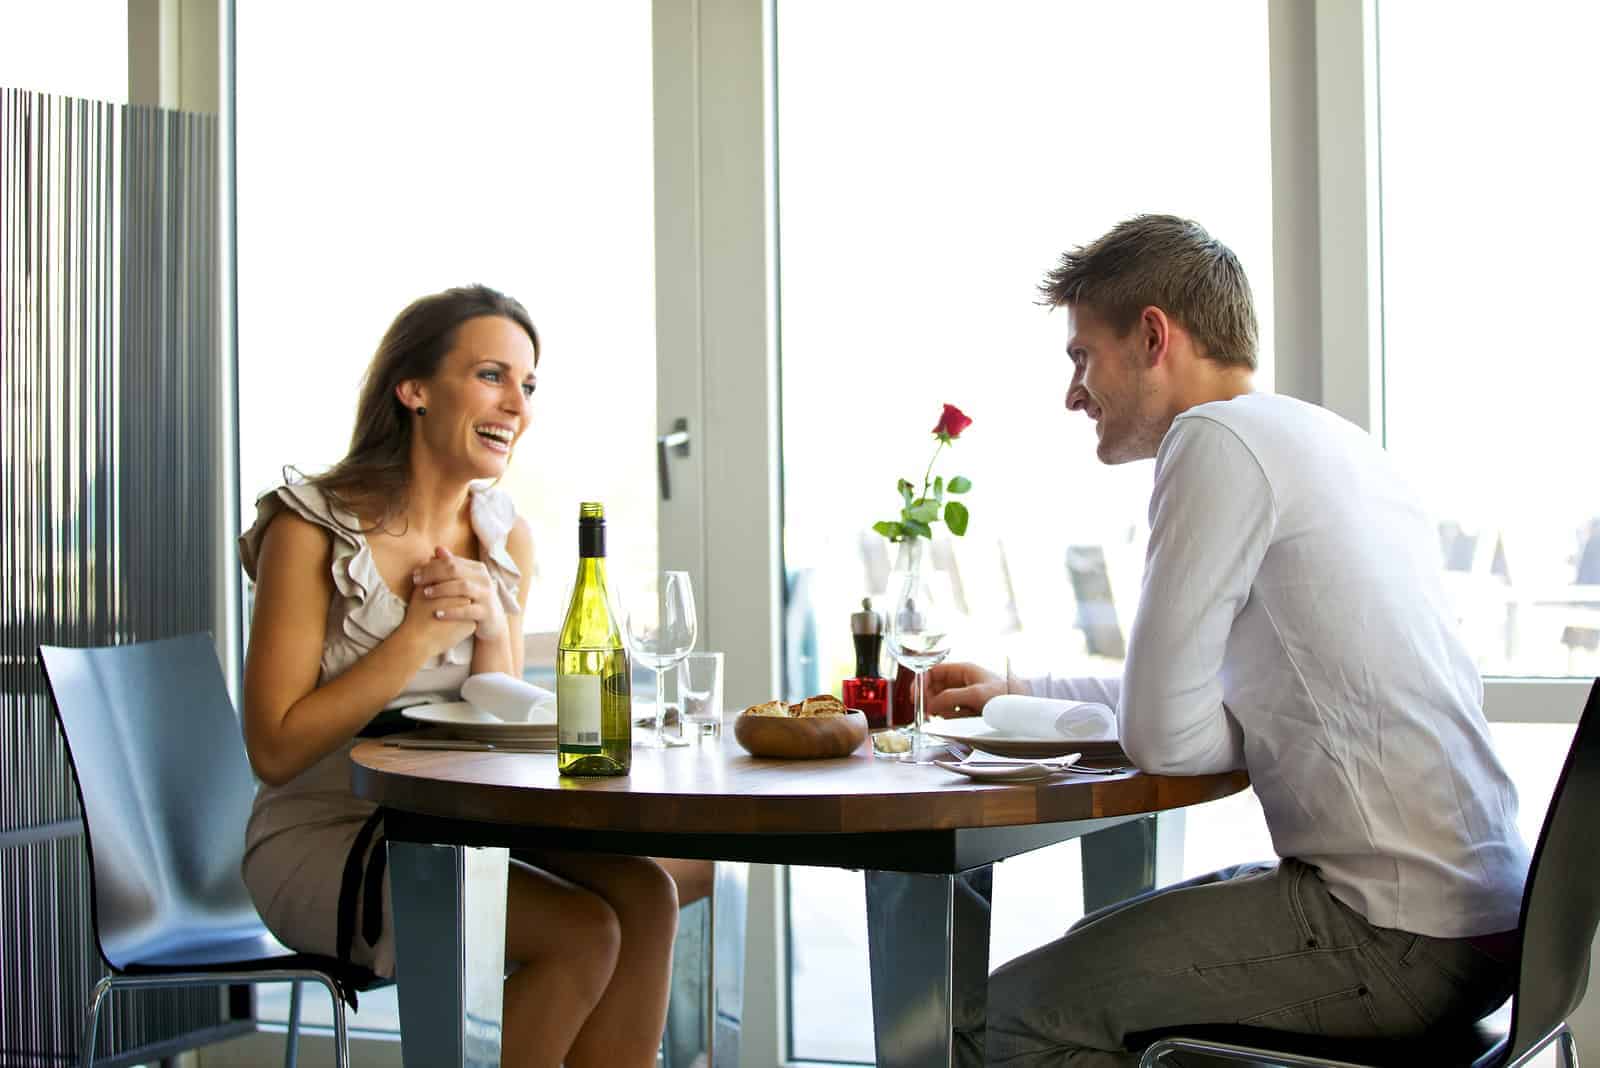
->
xmin=557 ymin=502 xmax=631 ymax=776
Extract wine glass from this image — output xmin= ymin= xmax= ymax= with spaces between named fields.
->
xmin=884 ymin=557 xmax=952 ymax=759
xmin=623 ymin=570 xmax=698 ymax=749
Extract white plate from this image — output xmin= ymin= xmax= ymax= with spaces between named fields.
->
xmin=932 ymin=759 xmax=1062 ymax=782
xmin=923 ymin=717 xmax=1125 ymax=760
xmin=402 ymin=702 xmax=557 ymax=742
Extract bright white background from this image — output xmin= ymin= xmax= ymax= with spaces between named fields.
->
xmin=776 ymin=2 xmax=1274 ymax=1059
xmin=235 ymin=0 xmax=657 ymax=1032
xmin=1378 ymin=0 xmax=1600 ymax=679
xmin=236 ymin=0 xmax=659 ymax=644
xmin=0 ymin=0 xmax=127 ymax=102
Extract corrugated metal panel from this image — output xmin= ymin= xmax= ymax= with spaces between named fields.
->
xmin=0 ymin=86 xmax=229 ymax=1066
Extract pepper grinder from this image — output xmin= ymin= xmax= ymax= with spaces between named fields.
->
xmin=842 ymin=598 xmax=891 ymax=729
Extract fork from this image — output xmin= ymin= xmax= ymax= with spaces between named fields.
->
xmin=897 ymin=739 xmax=977 ymax=764
xmin=953 ymin=751 xmax=1134 ymax=775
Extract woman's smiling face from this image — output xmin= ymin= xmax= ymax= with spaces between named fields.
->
xmin=410 ymin=314 xmax=539 ymax=478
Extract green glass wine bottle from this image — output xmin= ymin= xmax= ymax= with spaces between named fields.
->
xmin=556 ymin=502 xmax=632 ymax=776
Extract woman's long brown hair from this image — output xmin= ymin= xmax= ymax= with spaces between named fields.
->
xmin=299 ymin=284 xmax=539 ymax=532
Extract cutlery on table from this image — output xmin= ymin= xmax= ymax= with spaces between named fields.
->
xmin=942 ymin=751 xmax=1135 ymax=775
xmin=953 ymin=753 xmax=1082 ymax=767
xmin=383 ymin=738 xmax=554 ymax=754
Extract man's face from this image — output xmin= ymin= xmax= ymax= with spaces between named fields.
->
xmin=1064 ymin=304 xmax=1164 ymax=464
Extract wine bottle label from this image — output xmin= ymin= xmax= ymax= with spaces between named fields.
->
xmin=557 ymin=673 xmax=603 ymax=752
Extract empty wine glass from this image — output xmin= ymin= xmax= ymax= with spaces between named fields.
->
xmin=622 ymin=570 xmax=698 ymax=749
xmin=884 ymin=543 xmax=952 ymax=759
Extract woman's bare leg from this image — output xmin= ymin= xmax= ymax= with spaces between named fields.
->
xmin=518 ymin=851 xmax=680 ymax=1068
xmin=498 ymin=860 xmax=621 ymax=1068
xmin=656 ymin=857 xmax=714 ymax=907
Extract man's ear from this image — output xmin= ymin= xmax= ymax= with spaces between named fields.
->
xmin=1138 ymin=306 xmax=1171 ymax=368
xmin=395 ymin=379 xmax=427 ymax=413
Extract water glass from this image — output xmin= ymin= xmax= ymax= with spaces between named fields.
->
xmin=678 ymin=652 xmax=725 ymax=742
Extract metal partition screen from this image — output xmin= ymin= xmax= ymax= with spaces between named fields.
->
xmin=0 ymin=87 xmax=238 ymax=1067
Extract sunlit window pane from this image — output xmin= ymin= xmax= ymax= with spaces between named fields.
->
xmin=236 ymin=1 xmax=654 ymax=1028
xmin=0 ymin=0 xmax=127 ymax=103
xmin=1378 ymin=2 xmax=1600 ymax=678
xmin=236 ymin=1 xmax=657 ymax=660
xmin=777 ymin=2 xmax=1272 ymax=1061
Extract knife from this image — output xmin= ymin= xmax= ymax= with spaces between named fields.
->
xmin=382 ymin=738 xmax=555 ymax=754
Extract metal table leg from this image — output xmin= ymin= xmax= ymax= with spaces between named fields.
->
xmin=388 ymin=842 xmax=509 ymax=1068
xmin=864 ymin=866 xmax=994 ymax=1068
xmin=664 ymin=898 xmax=710 ymax=1068
xmin=1080 ymin=811 xmax=1184 ymax=912
xmin=712 ymin=860 xmax=749 ymax=1068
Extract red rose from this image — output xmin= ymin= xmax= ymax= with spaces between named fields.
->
xmin=933 ymin=404 xmax=973 ymax=441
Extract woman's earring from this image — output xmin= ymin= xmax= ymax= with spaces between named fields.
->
xmin=416 ymin=406 xmax=427 ymax=416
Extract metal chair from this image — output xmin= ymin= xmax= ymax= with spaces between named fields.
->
xmin=38 ymin=634 xmax=384 ymax=1068
xmin=1135 ymin=677 xmax=1600 ymax=1068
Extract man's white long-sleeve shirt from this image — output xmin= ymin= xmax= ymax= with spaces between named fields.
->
xmin=1032 ymin=393 xmax=1529 ymax=938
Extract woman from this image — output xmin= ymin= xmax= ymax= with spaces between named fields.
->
xmin=239 ymin=285 xmax=679 ymax=1067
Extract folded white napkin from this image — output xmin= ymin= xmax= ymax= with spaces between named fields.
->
xmin=982 ymin=694 xmax=1115 ymax=741
xmin=460 ymin=672 xmax=557 ymax=725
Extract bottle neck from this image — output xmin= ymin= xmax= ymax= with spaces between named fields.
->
xmin=573 ymin=555 xmax=609 ymax=588
xmin=579 ymin=520 xmax=606 ymax=558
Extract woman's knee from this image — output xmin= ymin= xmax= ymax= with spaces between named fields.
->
xmin=508 ymin=878 xmax=622 ymax=994
xmin=569 ymin=891 xmax=623 ymax=997
xmin=610 ymin=857 xmax=681 ymax=942
xmin=656 ymin=857 xmax=714 ymax=906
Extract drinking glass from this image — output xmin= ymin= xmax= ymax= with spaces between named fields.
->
xmin=623 ymin=570 xmax=698 ymax=749
xmin=884 ymin=557 xmax=952 ymax=759
xmin=678 ymin=651 xmax=725 ymax=743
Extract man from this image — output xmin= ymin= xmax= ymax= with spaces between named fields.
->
xmin=928 ymin=215 xmax=1528 ymax=1066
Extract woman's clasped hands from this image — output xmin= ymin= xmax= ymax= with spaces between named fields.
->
xmin=402 ymin=546 xmax=508 ymax=657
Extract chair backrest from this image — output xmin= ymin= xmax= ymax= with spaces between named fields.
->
xmin=1507 ymin=678 xmax=1600 ymax=1057
xmin=38 ymin=634 xmax=263 ymax=970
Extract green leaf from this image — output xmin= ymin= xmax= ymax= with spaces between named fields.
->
xmin=903 ymin=518 xmax=934 ymax=539
xmin=873 ymin=520 xmax=907 ymax=541
xmin=933 ymin=475 xmax=944 ymax=499
xmin=898 ymin=479 xmax=915 ymax=505
xmin=944 ymin=501 xmax=970 ymax=536
xmin=905 ymin=499 xmax=940 ymax=524
xmin=946 ymin=475 xmax=972 ymax=494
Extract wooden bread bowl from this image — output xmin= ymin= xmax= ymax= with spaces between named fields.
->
xmin=733 ymin=709 xmax=869 ymax=759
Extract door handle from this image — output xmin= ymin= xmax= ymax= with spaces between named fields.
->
xmin=656 ymin=418 xmax=691 ymax=501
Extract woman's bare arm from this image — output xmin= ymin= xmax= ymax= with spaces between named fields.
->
xmin=469 ymin=515 xmax=535 ymax=678
xmin=242 ymin=512 xmax=459 ymax=786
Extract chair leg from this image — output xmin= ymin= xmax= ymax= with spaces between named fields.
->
xmin=313 ymin=975 xmax=351 ymax=1068
xmin=81 ymin=975 xmax=114 ymax=1068
xmin=1559 ymin=1024 xmax=1580 ymax=1068
xmin=283 ymin=980 xmax=301 ymax=1068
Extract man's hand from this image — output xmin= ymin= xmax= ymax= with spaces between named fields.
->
xmin=925 ymin=662 xmax=1004 ymax=718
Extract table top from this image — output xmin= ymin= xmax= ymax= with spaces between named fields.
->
xmin=350 ymin=736 xmax=1249 ymax=836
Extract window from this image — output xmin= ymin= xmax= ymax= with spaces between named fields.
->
xmin=775 ymin=2 xmax=1273 ymax=1060
xmin=235 ymin=0 xmax=656 ymax=1030
xmin=1377 ymin=1 xmax=1600 ymax=679
xmin=236 ymin=0 xmax=658 ymax=653
xmin=0 ymin=0 xmax=127 ymax=103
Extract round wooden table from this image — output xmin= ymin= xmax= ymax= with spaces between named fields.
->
xmin=351 ymin=736 xmax=1248 ymax=1068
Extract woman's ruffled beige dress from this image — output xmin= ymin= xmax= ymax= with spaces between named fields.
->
xmin=237 ymin=481 xmax=522 ymax=976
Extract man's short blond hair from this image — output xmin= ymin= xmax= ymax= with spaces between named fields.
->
xmin=1039 ymin=215 xmax=1258 ymax=369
